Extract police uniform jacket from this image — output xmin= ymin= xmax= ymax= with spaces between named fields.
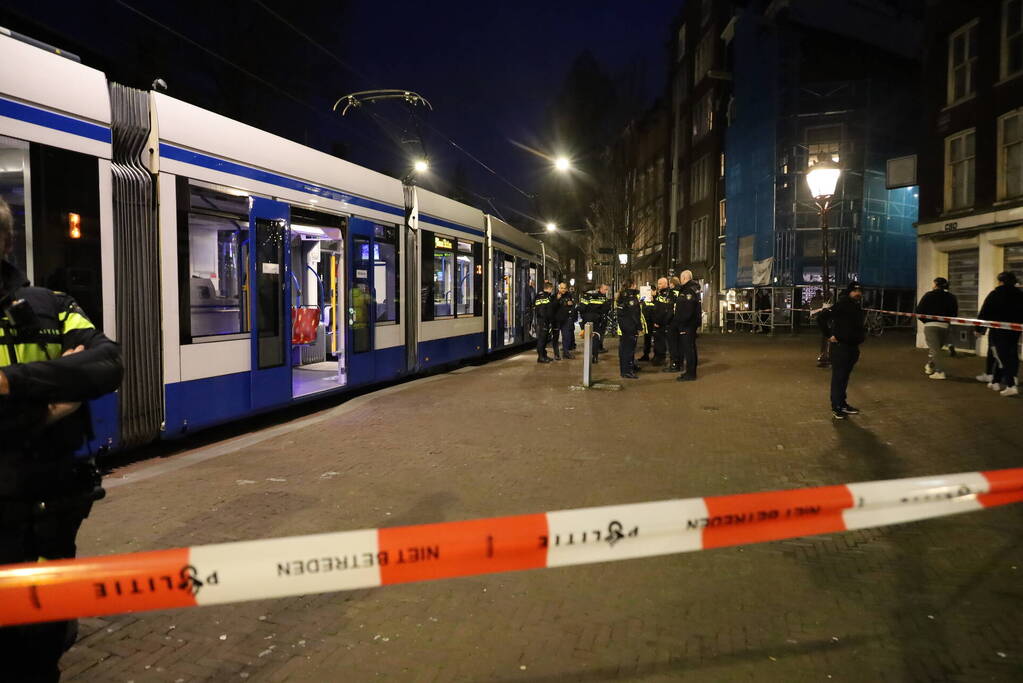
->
xmin=616 ymin=290 xmax=644 ymax=336
xmin=653 ymin=288 xmax=674 ymax=327
xmin=641 ymin=298 xmax=656 ymax=330
xmin=533 ymin=289 xmax=556 ymax=322
xmin=579 ymin=290 xmax=609 ymax=324
xmin=672 ymin=282 xmax=702 ymax=329
xmin=0 ymin=260 xmax=123 ymax=499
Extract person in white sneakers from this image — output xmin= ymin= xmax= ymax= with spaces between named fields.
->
xmin=976 ymin=271 xmax=1023 ymax=397
xmin=915 ymin=277 xmax=958 ymax=380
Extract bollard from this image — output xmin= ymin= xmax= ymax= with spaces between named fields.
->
xmin=570 ymin=322 xmax=621 ymax=391
xmin=582 ymin=322 xmax=593 ymax=388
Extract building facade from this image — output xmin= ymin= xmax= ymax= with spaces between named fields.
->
xmin=916 ymin=0 xmax=1023 ymax=351
xmin=722 ymin=0 xmax=923 ymax=329
xmin=667 ymin=0 xmax=733 ymax=325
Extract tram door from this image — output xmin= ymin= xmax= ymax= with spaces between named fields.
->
xmin=347 ymin=218 xmax=376 ymax=385
xmin=249 ymin=197 xmax=292 ymax=410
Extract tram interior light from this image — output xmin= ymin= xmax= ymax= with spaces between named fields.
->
xmin=68 ymin=212 xmax=81 ymax=239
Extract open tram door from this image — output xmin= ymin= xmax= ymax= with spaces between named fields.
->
xmin=248 ymin=197 xmax=292 ymax=410
xmin=289 ymin=207 xmax=346 ymax=398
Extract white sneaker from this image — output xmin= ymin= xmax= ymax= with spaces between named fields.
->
xmin=929 ymin=372 xmax=946 ymax=380
xmin=989 ymin=383 xmax=1003 ymax=391
xmin=1000 ymin=385 xmax=1019 ymax=397
xmin=976 ymin=373 xmax=994 ymax=383
xmin=924 ymin=363 xmax=934 ymax=375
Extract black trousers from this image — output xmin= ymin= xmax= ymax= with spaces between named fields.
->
xmin=990 ymin=330 xmax=1021 ymax=386
xmin=652 ymin=327 xmax=666 ymax=361
xmin=619 ymin=333 xmax=638 ymax=375
xmin=558 ymin=320 xmax=575 ymax=354
xmin=829 ymin=342 xmax=860 ymax=409
xmin=536 ymin=322 xmax=551 ymax=359
xmin=679 ymin=327 xmax=698 ymax=378
xmin=667 ymin=325 xmax=680 ymax=367
xmin=0 ymin=505 xmax=90 ymax=682
xmin=641 ymin=331 xmax=653 ymax=357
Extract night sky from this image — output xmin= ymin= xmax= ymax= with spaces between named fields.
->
xmin=2 ymin=0 xmax=681 ymax=222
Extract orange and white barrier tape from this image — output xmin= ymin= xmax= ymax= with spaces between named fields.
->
xmin=1 ymin=468 xmax=1022 ymax=627
xmin=865 ymin=308 xmax=1023 ymax=332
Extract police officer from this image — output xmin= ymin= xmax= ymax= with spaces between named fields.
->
xmin=552 ymin=282 xmax=577 ymax=360
xmin=651 ymin=277 xmax=672 ymax=366
xmin=533 ymin=281 xmax=556 ymax=363
xmin=817 ymin=281 xmax=866 ymax=418
xmin=639 ymin=288 xmax=657 ymax=362
xmin=0 ymin=197 xmax=123 ymax=680
xmin=615 ymin=281 xmax=643 ymax=379
xmin=674 ymin=270 xmax=702 ymax=382
xmin=661 ymin=276 xmax=683 ymax=373
xmin=579 ymin=284 xmax=611 ymax=363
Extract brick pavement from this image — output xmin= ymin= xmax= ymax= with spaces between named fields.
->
xmin=57 ymin=332 xmax=1023 ymax=682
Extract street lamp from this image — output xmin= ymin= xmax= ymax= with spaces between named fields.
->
xmin=546 ymin=222 xmax=557 ymax=232
xmin=806 ymin=158 xmax=842 ymax=368
xmin=618 ymin=253 xmax=628 ymax=265
xmin=413 ymin=158 xmax=429 ymax=173
xmin=554 ymin=156 xmax=571 ymax=172
xmin=805 ymin=158 xmax=841 ymax=301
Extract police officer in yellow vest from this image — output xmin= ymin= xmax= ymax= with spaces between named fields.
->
xmin=0 ymin=198 xmax=123 ymax=680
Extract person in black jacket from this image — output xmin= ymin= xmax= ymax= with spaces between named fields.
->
xmin=533 ymin=281 xmax=556 ymax=363
xmin=915 ymin=277 xmax=958 ymax=380
xmin=0 ymin=198 xmax=123 ymax=681
xmin=615 ymin=282 xmax=643 ymax=379
xmin=662 ymin=276 xmax=683 ymax=372
xmin=651 ymin=277 xmax=672 ymax=365
xmin=976 ymin=271 xmax=1023 ymax=396
xmin=552 ymin=282 xmax=577 ymax=360
xmin=818 ymin=281 xmax=866 ymax=419
xmin=639 ymin=288 xmax=657 ymax=362
xmin=673 ymin=270 xmax=702 ymax=382
xmin=579 ymin=284 xmax=611 ymax=362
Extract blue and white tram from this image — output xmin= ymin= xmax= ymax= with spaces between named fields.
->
xmin=0 ymin=32 xmax=558 ymax=453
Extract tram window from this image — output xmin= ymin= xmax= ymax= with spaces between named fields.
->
xmin=351 ymin=237 xmax=372 ymax=353
xmin=374 ymin=224 xmax=399 ymax=324
xmin=433 ymin=235 xmax=455 ymax=318
xmin=179 ymin=183 xmax=249 ymax=342
xmin=455 ymin=240 xmax=474 ymax=317
xmin=0 ymin=137 xmax=103 ymax=329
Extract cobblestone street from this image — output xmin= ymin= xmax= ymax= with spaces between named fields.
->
xmin=63 ymin=332 xmax=1023 ymax=682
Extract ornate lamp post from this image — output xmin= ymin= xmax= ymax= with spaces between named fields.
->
xmin=805 ymin=158 xmax=842 ymax=367
xmin=805 ymin=158 xmax=842 ymax=301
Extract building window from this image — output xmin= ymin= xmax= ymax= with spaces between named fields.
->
xmin=718 ymin=199 xmax=727 ymax=236
xmin=693 ymin=92 xmax=714 ymax=140
xmin=690 ymin=155 xmax=711 ymax=203
xmin=691 ymin=215 xmax=709 ymax=262
xmin=999 ymin=110 xmax=1023 ymax=199
xmin=806 ymin=125 xmax=843 ymax=166
xmin=948 ymin=20 xmax=978 ymax=104
xmin=677 ymin=23 xmax=686 ymax=61
xmin=694 ymin=32 xmax=713 ymax=83
xmin=1004 ymin=0 xmax=1023 ymax=80
xmin=719 ymin=152 xmax=726 ymax=178
xmin=945 ymin=129 xmax=976 ymax=210
xmin=718 ymin=242 xmax=726 ymax=292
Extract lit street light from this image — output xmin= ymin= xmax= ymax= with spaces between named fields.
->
xmin=805 ymin=158 xmax=842 ymax=301
xmin=413 ymin=159 xmax=429 ymax=173
xmin=546 ymin=222 xmax=557 ymax=232
xmin=554 ymin=156 xmax=571 ymax=172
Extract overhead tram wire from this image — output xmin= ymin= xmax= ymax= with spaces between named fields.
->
xmin=246 ymin=0 xmax=539 ymax=204
xmin=111 ymin=0 xmax=399 ymax=162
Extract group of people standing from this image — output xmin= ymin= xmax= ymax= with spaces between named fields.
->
xmin=533 ymin=270 xmax=703 ymax=382
xmin=818 ymin=270 xmax=1023 ymax=421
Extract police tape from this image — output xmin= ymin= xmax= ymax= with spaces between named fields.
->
xmin=864 ymin=308 xmax=1023 ymax=332
xmin=1 ymin=468 xmax=1022 ymax=627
